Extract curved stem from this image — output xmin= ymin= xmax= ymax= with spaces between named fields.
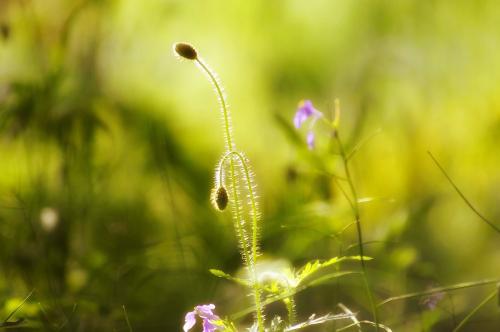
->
xmin=196 ymin=58 xmax=233 ymax=151
xmin=195 ymin=60 xmax=264 ymax=331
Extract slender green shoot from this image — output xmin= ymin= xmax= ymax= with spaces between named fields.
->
xmin=3 ymin=289 xmax=34 ymax=324
xmin=327 ymin=101 xmax=380 ymax=330
xmin=428 ymin=151 xmax=500 ymax=234
xmin=122 ymin=305 xmax=134 ymax=332
xmin=452 ymin=289 xmax=497 ymax=332
xmin=378 ymin=278 xmax=500 ymax=306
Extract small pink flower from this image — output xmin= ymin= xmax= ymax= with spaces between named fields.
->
xmin=183 ymin=304 xmax=222 ymax=332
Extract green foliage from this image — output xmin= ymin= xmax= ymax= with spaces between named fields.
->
xmin=293 ymin=256 xmax=371 ymax=286
xmin=209 ymin=269 xmax=250 ymax=288
xmin=0 ymin=0 xmax=499 ymax=331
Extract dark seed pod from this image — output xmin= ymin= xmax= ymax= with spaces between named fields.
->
xmin=173 ymin=42 xmax=198 ymax=60
xmin=212 ymin=186 xmax=228 ymax=211
xmin=0 ymin=23 xmax=10 ymax=40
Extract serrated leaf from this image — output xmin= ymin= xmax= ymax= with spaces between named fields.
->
xmin=295 ymin=256 xmax=372 ymax=285
xmin=209 ymin=269 xmax=231 ymax=278
xmin=209 ymin=268 xmax=251 ymax=287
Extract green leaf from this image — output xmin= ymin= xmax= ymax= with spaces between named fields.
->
xmin=209 ymin=269 xmax=251 ymax=287
xmin=209 ymin=269 xmax=231 ymax=278
xmin=296 ymin=256 xmax=372 ymax=285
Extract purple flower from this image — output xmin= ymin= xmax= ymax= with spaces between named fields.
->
xmin=183 ymin=304 xmax=222 ymax=332
xmin=294 ymin=100 xmax=320 ymax=129
xmin=294 ymin=100 xmax=322 ymax=149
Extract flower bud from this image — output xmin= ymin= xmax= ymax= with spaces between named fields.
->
xmin=211 ymin=186 xmax=228 ymax=211
xmin=173 ymin=42 xmax=198 ymax=60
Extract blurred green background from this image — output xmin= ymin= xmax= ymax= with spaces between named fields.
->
xmin=0 ymin=0 xmax=499 ymax=331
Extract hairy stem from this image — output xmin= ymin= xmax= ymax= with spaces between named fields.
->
xmin=196 ymin=59 xmax=234 ymax=151
xmin=219 ymin=151 xmax=264 ymax=329
xmin=285 ymin=295 xmax=297 ymax=325
xmin=196 ymin=60 xmax=264 ymax=331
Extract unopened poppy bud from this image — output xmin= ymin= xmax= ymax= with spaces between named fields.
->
xmin=211 ymin=186 xmax=228 ymax=211
xmin=173 ymin=42 xmax=198 ymax=60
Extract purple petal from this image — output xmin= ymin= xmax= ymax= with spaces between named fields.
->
xmin=301 ymin=100 xmax=314 ymax=114
xmin=183 ymin=311 xmax=196 ymax=332
xmin=294 ymin=100 xmax=320 ymax=128
xmin=202 ymin=318 xmax=219 ymax=332
xmin=301 ymin=100 xmax=320 ymax=118
xmin=195 ymin=304 xmax=218 ymax=320
xmin=293 ymin=110 xmax=306 ymax=128
xmin=307 ymin=131 xmax=315 ymax=150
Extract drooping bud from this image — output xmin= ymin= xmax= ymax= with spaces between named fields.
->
xmin=173 ymin=42 xmax=198 ymax=60
xmin=211 ymin=186 xmax=228 ymax=211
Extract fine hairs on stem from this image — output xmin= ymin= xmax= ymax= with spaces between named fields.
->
xmin=174 ymin=42 xmax=265 ymax=332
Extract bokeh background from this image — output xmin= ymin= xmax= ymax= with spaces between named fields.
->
xmin=0 ymin=0 xmax=499 ymax=331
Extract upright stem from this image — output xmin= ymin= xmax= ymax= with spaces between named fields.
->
xmin=452 ymin=289 xmax=497 ymax=332
xmin=219 ymin=151 xmax=264 ymax=330
xmin=334 ymin=129 xmax=380 ymax=331
xmin=284 ymin=294 xmax=297 ymax=325
xmin=196 ymin=59 xmax=264 ymax=331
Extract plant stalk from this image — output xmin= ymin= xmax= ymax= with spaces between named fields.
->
xmin=197 ymin=59 xmax=264 ymax=332
xmin=333 ymin=128 xmax=380 ymax=331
